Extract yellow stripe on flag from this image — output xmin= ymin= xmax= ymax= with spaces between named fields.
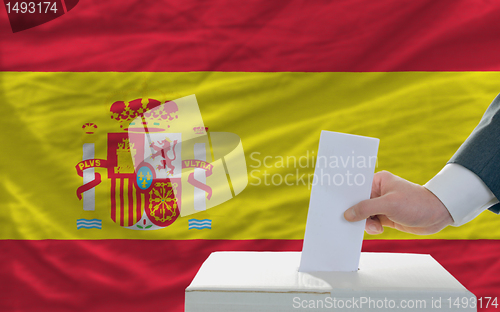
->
xmin=1 ymin=71 xmax=500 ymax=240
xmin=115 ymin=179 xmax=121 ymax=226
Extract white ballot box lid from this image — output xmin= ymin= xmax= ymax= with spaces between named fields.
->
xmin=185 ymin=252 xmax=476 ymax=312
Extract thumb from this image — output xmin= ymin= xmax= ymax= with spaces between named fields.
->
xmin=344 ymin=196 xmax=393 ymax=222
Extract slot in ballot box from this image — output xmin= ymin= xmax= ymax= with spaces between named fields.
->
xmin=185 ymin=252 xmax=476 ymax=312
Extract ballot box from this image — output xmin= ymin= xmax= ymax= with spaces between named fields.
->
xmin=185 ymin=251 xmax=476 ymax=312
xmin=186 ymin=131 xmax=476 ymax=311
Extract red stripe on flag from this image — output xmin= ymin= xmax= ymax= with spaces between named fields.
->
xmin=136 ymin=187 xmax=142 ymax=225
xmin=60 ymin=0 xmax=68 ymax=13
xmin=119 ymin=178 xmax=124 ymax=227
xmin=128 ymin=178 xmax=134 ymax=227
xmin=1 ymin=239 xmax=499 ymax=312
xmin=110 ymin=178 xmax=116 ymax=222
xmin=2 ymin=0 xmax=500 ymax=72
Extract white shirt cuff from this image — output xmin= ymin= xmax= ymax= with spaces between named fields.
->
xmin=424 ymin=163 xmax=499 ymax=226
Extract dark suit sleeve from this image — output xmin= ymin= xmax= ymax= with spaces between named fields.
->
xmin=449 ymin=93 xmax=500 ymax=214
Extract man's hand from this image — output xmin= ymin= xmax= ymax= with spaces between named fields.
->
xmin=343 ymin=171 xmax=454 ymax=235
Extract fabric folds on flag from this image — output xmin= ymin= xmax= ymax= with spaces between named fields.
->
xmin=1 ymin=1 xmax=500 ymax=311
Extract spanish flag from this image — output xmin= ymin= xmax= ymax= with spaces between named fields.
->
xmin=1 ymin=0 xmax=500 ymax=311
